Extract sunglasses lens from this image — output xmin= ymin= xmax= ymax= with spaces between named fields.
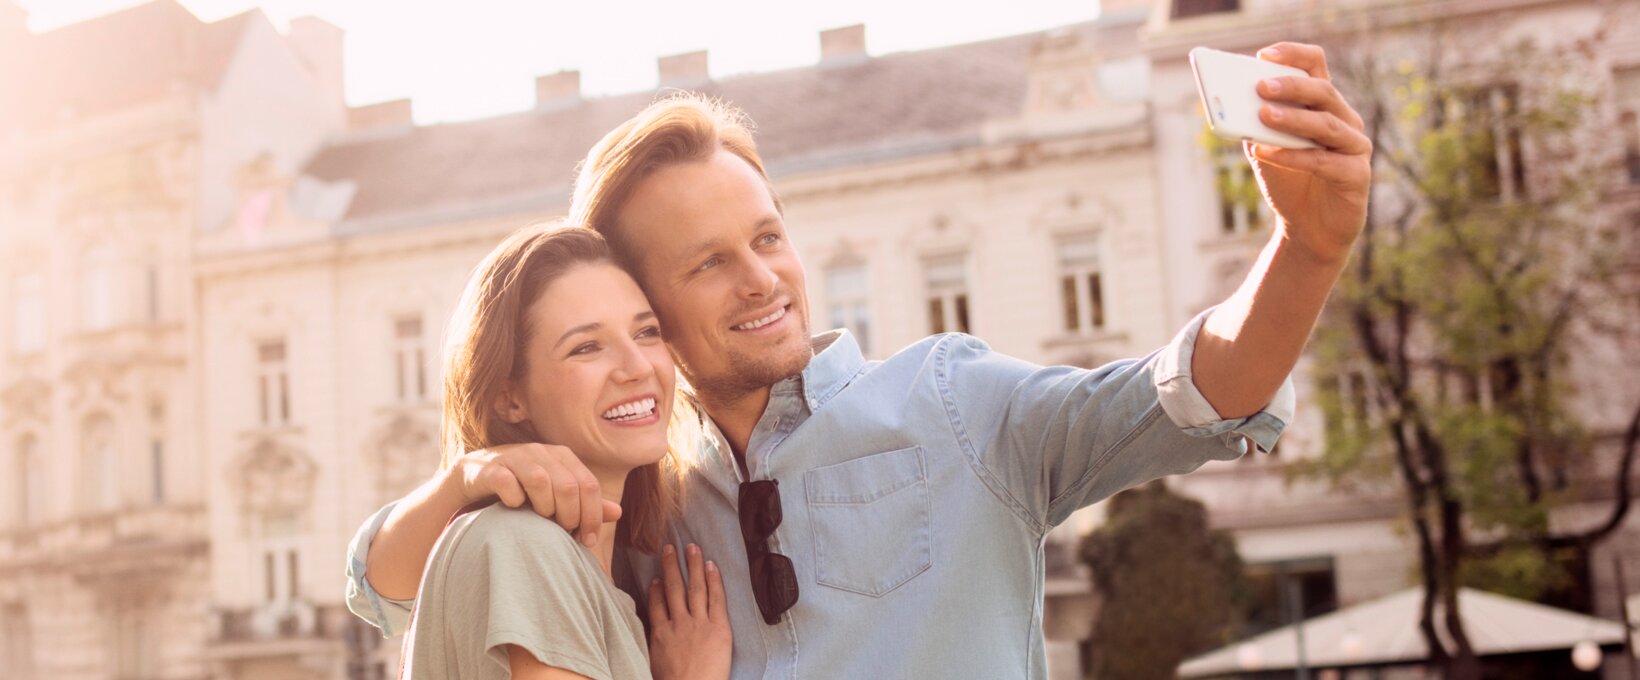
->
xmin=738 ymin=480 xmax=782 ymax=542
xmin=751 ymin=551 xmax=799 ymax=625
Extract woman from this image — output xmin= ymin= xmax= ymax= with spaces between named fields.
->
xmin=401 ymin=224 xmax=729 ymax=680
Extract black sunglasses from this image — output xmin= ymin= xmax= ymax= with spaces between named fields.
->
xmin=738 ymin=479 xmax=799 ymax=624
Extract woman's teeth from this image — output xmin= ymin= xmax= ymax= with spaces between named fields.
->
xmin=602 ymin=397 xmax=657 ymax=422
xmin=734 ymin=306 xmax=786 ymax=331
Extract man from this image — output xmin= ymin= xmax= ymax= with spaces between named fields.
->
xmin=347 ymin=42 xmax=1371 ymax=678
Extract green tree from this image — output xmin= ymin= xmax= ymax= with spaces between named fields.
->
xmin=1294 ymin=22 xmax=1640 ymax=679
xmin=1078 ymin=481 xmax=1246 ymax=680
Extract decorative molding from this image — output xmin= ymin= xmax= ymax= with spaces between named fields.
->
xmin=363 ymin=412 xmax=440 ymax=505
xmin=230 ymin=435 xmax=317 ymax=518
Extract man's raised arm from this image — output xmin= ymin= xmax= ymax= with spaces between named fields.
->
xmin=1189 ymin=42 xmax=1372 ymax=419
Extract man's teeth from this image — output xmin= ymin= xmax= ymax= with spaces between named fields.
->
xmin=734 ymin=307 xmax=786 ymax=331
xmin=602 ymin=397 xmax=657 ymax=421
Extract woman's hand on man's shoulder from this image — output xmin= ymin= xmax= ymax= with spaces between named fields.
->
xmin=649 ymin=543 xmax=732 ymax=680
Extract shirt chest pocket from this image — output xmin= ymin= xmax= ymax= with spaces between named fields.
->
xmin=803 ymin=446 xmax=932 ymax=597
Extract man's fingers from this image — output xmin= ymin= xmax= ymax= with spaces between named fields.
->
xmin=1258 ymin=105 xmax=1371 ymax=156
xmin=1257 ymin=42 xmax=1330 ymax=80
xmin=705 ymin=559 xmax=727 ymax=625
xmin=661 ymin=544 xmax=688 ymax=618
xmin=575 ymin=470 xmax=603 ymax=548
xmin=685 ymin=544 xmax=707 ymax=617
xmin=547 ymin=459 xmax=583 ymax=534
xmin=489 ymin=469 xmax=528 ymax=509
xmin=1257 ymin=77 xmax=1363 ymax=131
xmin=648 ymin=578 xmax=669 ymax=625
xmin=1249 ymin=143 xmax=1371 ymax=187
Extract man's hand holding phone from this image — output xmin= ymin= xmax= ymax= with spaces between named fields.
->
xmin=1197 ymin=42 xmax=1373 ymax=265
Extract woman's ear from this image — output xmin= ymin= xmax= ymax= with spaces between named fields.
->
xmin=493 ymin=383 xmax=529 ymax=425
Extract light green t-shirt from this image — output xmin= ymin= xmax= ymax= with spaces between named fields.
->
xmin=405 ymin=505 xmax=651 ymax=680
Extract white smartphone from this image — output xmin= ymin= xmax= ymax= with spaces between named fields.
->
xmin=1189 ymin=47 xmax=1319 ymax=150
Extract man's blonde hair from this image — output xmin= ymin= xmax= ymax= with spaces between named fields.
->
xmin=568 ymin=93 xmax=780 ymax=271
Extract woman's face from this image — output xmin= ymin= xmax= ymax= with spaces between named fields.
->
xmin=502 ymin=262 xmax=675 ymax=481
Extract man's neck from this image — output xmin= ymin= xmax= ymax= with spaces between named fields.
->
xmin=696 ymin=384 xmax=774 ymax=472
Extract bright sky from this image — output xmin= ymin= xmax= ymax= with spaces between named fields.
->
xmin=18 ymin=0 xmax=1101 ymax=124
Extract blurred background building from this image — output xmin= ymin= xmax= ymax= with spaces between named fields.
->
xmin=0 ymin=0 xmax=1636 ymax=678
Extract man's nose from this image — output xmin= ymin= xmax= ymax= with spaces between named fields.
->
xmin=733 ymin=254 xmax=779 ymax=299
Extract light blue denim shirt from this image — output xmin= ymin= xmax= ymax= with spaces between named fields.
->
xmin=346 ymin=307 xmax=1295 ymax=678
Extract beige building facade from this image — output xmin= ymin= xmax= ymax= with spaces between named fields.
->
xmin=2 ymin=0 xmax=1638 ymax=679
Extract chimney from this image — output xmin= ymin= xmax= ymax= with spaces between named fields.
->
xmin=820 ymin=24 xmax=867 ymax=64
xmin=535 ymin=70 xmax=581 ymax=110
xmin=658 ymin=50 xmax=709 ymax=88
xmin=348 ymin=99 xmax=413 ymax=132
xmin=287 ymin=16 xmax=345 ymax=104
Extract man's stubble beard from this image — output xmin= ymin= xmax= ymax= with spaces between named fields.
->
xmin=683 ymin=320 xmax=814 ymax=404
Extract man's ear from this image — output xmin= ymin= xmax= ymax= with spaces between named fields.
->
xmin=493 ymin=383 xmax=529 ymax=425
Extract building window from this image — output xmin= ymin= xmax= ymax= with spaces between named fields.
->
xmin=113 ymin=603 xmax=155 ymax=678
xmin=12 ymin=272 xmax=44 ymax=354
xmin=394 ymin=317 xmax=426 ymax=402
xmin=924 ymin=254 xmax=971 ymax=335
xmin=1216 ymin=147 xmax=1265 ymax=235
xmin=1437 ymin=85 xmax=1526 ymax=201
xmin=81 ymin=414 xmax=118 ymax=512
xmin=825 ymin=264 xmax=872 ymax=354
xmin=12 ymin=436 xmax=39 ymax=527
xmin=1243 ymin=557 xmax=1338 ymax=637
xmin=150 ymin=440 xmax=165 ymax=504
xmin=1057 ymin=234 xmax=1105 ymax=333
xmin=258 ymin=340 xmax=290 ymax=426
xmin=1173 ymin=0 xmax=1239 ymax=19
xmin=79 ymin=243 xmax=116 ymax=332
xmin=260 ymin=513 xmax=301 ymax=604
xmin=2 ymin=603 xmax=33 ymax=680
xmin=146 ymin=262 xmax=160 ymax=322
xmin=1618 ymin=67 xmax=1640 ymax=185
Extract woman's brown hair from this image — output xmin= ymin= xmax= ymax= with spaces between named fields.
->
xmin=439 ymin=222 xmax=694 ymax=553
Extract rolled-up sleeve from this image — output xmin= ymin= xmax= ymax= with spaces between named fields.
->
xmin=344 ymin=501 xmax=416 ymax=637
xmin=1153 ymin=305 xmax=1295 ymax=457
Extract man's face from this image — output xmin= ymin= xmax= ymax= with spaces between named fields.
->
xmin=616 ymin=149 xmax=812 ymax=396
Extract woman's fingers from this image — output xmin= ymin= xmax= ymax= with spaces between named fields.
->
xmin=685 ymin=544 xmax=707 ymax=617
xmin=648 ymin=577 xmax=668 ymax=624
xmin=661 ymin=544 xmax=688 ymax=618
xmin=705 ymin=559 xmax=727 ymax=625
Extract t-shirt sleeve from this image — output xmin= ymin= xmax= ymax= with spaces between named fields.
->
xmin=438 ymin=508 xmax=621 ymax=680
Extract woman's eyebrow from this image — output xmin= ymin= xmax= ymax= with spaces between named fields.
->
xmin=553 ymin=322 xmax=602 ymax=352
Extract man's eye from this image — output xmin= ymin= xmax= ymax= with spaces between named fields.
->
xmin=696 ymin=256 xmax=722 ymax=272
xmin=758 ymin=233 xmax=781 ymax=247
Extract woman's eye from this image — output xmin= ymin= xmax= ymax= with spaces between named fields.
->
xmin=570 ymin=342 xmax=598 ymax=356
xmin=636 ymin=325 xmax=662 ymax=340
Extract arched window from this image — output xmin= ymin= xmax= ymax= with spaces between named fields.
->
xmin=79 ymin=243 xmax=116 ymax=331
xmin=81 ymin=414 xmax=118 ymax=512
xmin=12 ymin=435 xmax=39 ymax=526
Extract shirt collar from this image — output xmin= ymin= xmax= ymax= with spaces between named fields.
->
xmin=770 ymin=329 xmax=865 ymax=413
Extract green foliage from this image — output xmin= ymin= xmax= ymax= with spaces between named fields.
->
xmin=1078 ymin=482 xmax=1247 ymax=680
xmin=1294 ymin=33 xmax=1623 ymax=602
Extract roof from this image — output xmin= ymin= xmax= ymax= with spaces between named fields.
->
xmin=0 ymin=1 xmax=261 ymax=131
xmin=1179 ymin=588 xmax=1632 ymax=676
xmin=302 ymin=20 xmax=1132 ymax=228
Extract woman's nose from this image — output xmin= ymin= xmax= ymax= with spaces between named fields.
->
xmin=610 ymin=340 xmax=654 ymax=383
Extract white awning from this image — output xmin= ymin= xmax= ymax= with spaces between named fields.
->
xmin=1179 ymin=587 xmax=1630 ymax=677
